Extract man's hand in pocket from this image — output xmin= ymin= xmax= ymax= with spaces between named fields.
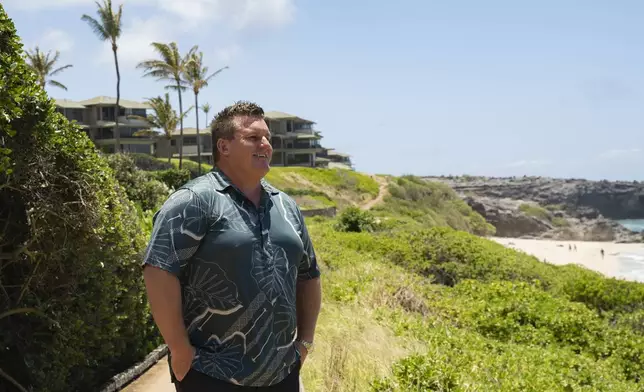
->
xmin=171 ymin=344 xmax=196 ymax=382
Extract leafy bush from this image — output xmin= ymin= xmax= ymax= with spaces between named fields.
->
xmin=104 ymin=153 xmax=170 ymax=211
xmin=335 ymin=207 xmax=377 ymax=233
xmin=0 ymin=8 xmax=160 ymax=391
xmin=129 ymin=152 xmax=173 ymax=171
xmin=152 ymin=167 xmax=191 ymax=190
xmin=167 ymin=158 xmax=213 ymax=178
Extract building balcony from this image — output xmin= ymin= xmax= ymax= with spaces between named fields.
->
xmin=118 ymin=115 xmax=150 ymax=128
xmin=93 ymin=137 xmax=156 ymax=145
xmin=274 ymin=147 xmax=323 ymax=154
xmin=173 ymin=145 xmax=213 ymax=157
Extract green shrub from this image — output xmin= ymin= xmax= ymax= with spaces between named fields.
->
xmin=0 ymin=8 xmax=160 ymax=391
xmin=167 ymin=158 xmax=213 ymax=178
xmin=129 ymin=152 xmax=173 ymax=171
xmin=104 ymin=153 xmax=170 ymax=211
xmin=519 ymin=202 xmax=551 ymax=220
xmin=152 ymin=167 xmax=191 ymax=190
xmin=334 ymin=207 xmax=377 ymax=233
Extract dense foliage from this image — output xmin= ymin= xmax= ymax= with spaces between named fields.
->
xmin=0 ymin=7 xmax=160 ymax=391
xmin=303 ymin=223 xmax=644 ymax=391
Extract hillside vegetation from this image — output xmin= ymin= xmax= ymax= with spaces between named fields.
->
xmin=4 ymin=2 xmax=643 ymax=387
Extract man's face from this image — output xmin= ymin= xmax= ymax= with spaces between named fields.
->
xmin=223 ymin=116 xmax=273 ymax=178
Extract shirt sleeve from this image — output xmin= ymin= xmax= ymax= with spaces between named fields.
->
xmin=142 ymin=188 xmax=208 ymax=277
xmin=295 ymin=206 xmax=321 ymax=281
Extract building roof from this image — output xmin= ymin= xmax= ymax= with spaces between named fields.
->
xmin=264 ymin=111 xmax=315 ymax=124
xmin=79 ymin=96 xmax=151 ymax=109
xmin=55 ymin=99 xmax=86 ymax=109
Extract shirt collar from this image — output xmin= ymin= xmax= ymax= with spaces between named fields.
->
xmin=210 ymin=166 xmax=280 ymax=195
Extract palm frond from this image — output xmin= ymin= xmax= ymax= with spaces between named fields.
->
xmin=81 ymin=14 xmax=109 ymax=41
xmin=47 ymin=80 xmax=68 ymax=91
xmin=49 ymin=64 xmax=73 ymax=76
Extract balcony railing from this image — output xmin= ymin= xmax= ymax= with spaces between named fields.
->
xmin=177 ymin=145 xmax=213 ymax=156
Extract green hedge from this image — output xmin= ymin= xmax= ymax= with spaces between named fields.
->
xmin=0 ymin=7 xmax=160 ymax=391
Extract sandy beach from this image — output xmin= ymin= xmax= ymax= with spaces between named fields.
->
xmin=491 ymin=237 xmax=644 ymax=281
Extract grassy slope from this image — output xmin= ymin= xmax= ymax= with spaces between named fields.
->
xmin=259 ymin=171 xmax=644 ymax=392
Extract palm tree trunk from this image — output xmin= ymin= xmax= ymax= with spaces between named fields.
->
xmin=112 ymin=44 xmax=121 ymax=154
xmin=195 ymin=92 xmax=201 ymax=176
xmin=178 ymin=87 xmax=184 ymax=170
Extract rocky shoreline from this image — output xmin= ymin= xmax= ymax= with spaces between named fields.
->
xmin=426 ymin=175 xmax=644 ymax=243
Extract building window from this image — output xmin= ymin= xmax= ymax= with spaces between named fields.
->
xmin=294 ymin=123 xmax=312 ymax=130
xmin=184 ymin=136 xmax=197 ymax=145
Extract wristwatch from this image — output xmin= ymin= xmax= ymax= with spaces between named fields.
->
xmin=295 ymin=338 xmax=314 ymax=353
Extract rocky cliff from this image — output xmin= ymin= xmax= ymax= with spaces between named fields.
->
xmin=425 ymin=176 xmax=644 ymax=243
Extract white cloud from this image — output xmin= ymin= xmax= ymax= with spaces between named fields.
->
xmin=505 ymin=159 xmax=550 ymax=168
xmin=214 ymin=44 xmax=242 ymax=63
xmin=156 ymin=0 xmax=295 ymax=29
xmin=39 ymin=29 xmax=74 ymax=52
xmin=5 ymin=0 xmax=152 ymax=10
xmin=7 ymin=0 xmax=295 ymax=29
xmin=97 ymin=16 xmax=172 ymax=68
xmin=599 ymin=148 xmax=641 ymax=159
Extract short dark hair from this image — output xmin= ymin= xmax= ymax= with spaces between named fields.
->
xmin=210 ymin=101 xmax=265 ymax=163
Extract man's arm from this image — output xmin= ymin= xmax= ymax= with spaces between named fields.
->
xmin=296 ymin=277 xmax=321 ymax=344
xmin=294 ymin=207 xmax=322 ymax=359
xmin=144 ymin=266 xmax=192 ymax=355
xmin=141 ymin=189 xmax=208 ymax=378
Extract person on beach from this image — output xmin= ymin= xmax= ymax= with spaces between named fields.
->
xmin=601 ymin=248 xmax=605 ymax=259
xmin=142 ymin=101 xmax=322 ymax=392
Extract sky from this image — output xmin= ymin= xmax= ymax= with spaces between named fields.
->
xmin=4 ymin=0 xmax=644 ymax=180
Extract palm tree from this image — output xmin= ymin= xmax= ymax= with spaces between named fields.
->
xmin=128 ymin=93 xmax=192 ymax=163
xmin=81 ymin=0 xmax=123 ymax=153
xmin=184 ymin=52 xmax=228 ymax=174
xmin=24 ymin=47 xmax=73 ymax=90
xmin=137 ymin=42 xmax=197 ymax=169
xmin=201 ymin=102 xmax=212 ymax=127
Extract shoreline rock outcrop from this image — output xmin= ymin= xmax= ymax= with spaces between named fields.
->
xmin=426 ymin=176 xmax=644 ymax=243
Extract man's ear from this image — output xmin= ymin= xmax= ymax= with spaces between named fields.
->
xmin=217 ymin=139 xmax=229 ymax=157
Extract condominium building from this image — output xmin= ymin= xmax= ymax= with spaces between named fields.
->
xmin=54 ymin=96 xmax=154 ymax=154
xmin=55 ymin=98 xmax=354 ymax=169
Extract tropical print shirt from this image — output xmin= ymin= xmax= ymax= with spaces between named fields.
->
xmin=142 ymin=168 xmax=320 ymax=387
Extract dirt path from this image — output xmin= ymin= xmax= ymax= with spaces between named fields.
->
xmin=361 ymin=176 xmax=388 ymax=210
xmin=120 ymin=357 xmax=174 ymax=392
xmin=119 ymin=356 xmax=306 ymax=391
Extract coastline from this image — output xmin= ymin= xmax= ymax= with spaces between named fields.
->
xmin=491 ymin=237 xmax=644 ymax=282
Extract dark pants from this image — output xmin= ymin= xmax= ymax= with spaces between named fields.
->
xmin=175 ymin=362 xmax=301 ymax=392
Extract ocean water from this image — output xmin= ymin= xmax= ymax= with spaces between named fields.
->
xmin=616 ymin=219 xmax=644 ymax=282
xmin=617 ymin=219 xmax=644 ymax=233
xmin=616 ymin=252 xmax=644 ymax=283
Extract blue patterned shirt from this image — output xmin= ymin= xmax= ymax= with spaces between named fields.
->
xmin=142 ymin=168 xmax=320 ymax=387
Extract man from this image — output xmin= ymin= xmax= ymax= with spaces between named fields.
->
xmin=142 ymin=101 xmax=322 ymax=391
